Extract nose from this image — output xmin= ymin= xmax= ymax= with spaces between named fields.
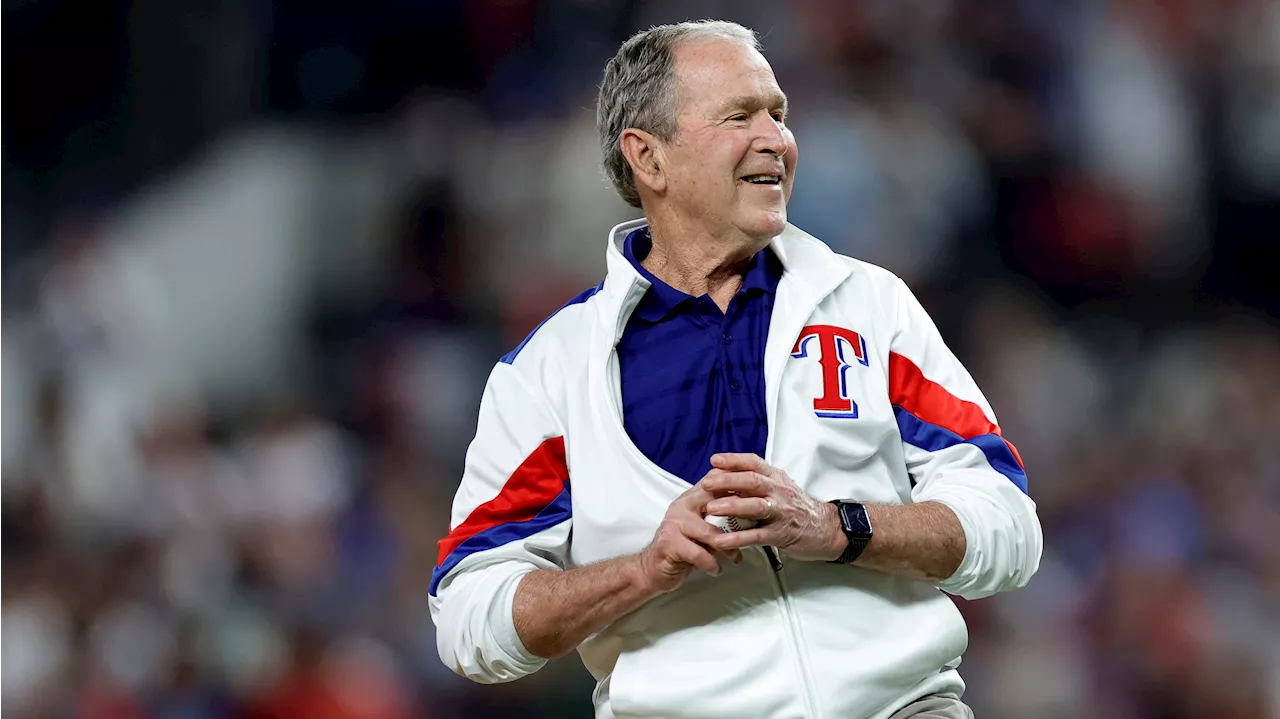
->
xmin=752 ymin=114 xmax=788 ymax=158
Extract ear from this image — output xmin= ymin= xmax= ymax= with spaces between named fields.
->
xmin=620 ymin=128 xmax=667 ymax=197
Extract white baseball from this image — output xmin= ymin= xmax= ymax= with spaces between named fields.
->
xmin=704 ymin=514 xmax=758 ymax=533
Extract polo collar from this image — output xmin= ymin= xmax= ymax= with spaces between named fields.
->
xmin=622 ymin=226 xmax=783 ymax=324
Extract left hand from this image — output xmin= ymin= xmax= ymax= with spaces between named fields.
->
xmin=698 ymin=453 xmax=845 ymax=562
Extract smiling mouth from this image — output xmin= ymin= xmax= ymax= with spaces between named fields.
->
xmin=740 ymin=174 xmax=782 ymax=186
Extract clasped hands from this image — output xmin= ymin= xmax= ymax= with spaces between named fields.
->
xmin=635 ymin=452 xmax=846 ymax=595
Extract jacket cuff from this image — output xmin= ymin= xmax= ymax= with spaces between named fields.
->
xmin=487 ymin=567 xmax=546 ymax=671
xmin=921 ymin=480 xmax=1040 ymax=600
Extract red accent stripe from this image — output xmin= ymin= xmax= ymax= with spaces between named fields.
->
xmin=888 ymin=352 xmax=1024 ymax=469
xmin=436 ymin=436 xmax=569 ymax=566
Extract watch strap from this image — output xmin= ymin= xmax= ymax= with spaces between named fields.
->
xmin=828 ymin=500 xmax=872 ymax=565
xmin=834 ymin=534 xmax=870 ymax=564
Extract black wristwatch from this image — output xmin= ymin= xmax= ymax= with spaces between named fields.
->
xmin=828 ymin=500 xmax=873 ymax=564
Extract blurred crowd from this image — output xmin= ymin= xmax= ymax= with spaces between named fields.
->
xmin=3 ymin=1 xmax=1279 ymax=718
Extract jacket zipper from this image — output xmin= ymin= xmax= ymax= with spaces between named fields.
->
xmin=761 ymin=276 xmax=842 ymax=719
xmin=768 ymin=560 xmax=823 ymax=718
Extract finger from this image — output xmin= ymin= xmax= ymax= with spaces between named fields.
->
xmin=710 ymin=453 xmax=770 ymax=474
xmin=674 ymin=484 xmax=716 ymax=513
xmin=672 ymin=520 xmax=741 ymax=568
xmin=698 ymin=467 xmax=729 ymax=481
xmin=705 ymin=496 xmax=774 ymax=521
xmin=680 ymin=515 xmax=732 ymax=548
xmin=700 ymin=470 xmax=770 ymax=497
xmin=706 ymin=542 xmax=744 ymax=566
xmin=685 ymin=517 xmax=745 ymax=564
xmin=673 ymin=536 xmax=722 ymax=576
xmin=712 ymin=527 xmax=774 ymax=552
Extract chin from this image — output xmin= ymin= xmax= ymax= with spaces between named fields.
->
xmin=739 ymin=208 xmax=788 ymax=241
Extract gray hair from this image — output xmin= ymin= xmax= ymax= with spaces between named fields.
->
xmin=597 ymin=20 xmax=761 ymax=208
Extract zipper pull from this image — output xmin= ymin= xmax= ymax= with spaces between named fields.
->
xmin=763 ymin=546 xmax=784 ymax=572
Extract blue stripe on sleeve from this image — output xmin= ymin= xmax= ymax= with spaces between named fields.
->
xmin=893 ymin=406 xmax=1028 ymax=493
xmin=429 ymin=484 xmax=573 ymax=596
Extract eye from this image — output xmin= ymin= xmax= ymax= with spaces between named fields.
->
xmin=771 ymin=111 xmax=786 ymax=123
xmin=728 ymin=114 xmax=748 ymax=122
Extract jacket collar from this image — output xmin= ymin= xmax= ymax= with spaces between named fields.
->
xmin=600 ymin=218 xmax=852 ymax=345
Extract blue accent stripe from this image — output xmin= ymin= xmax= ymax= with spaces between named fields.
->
xmin=893 ymin=406 xmax=1028 ymax=493
xmin=429 ymin=483 xmax=573 ymax=596
xmin=500 ymin=283 xmax=604 ymax=364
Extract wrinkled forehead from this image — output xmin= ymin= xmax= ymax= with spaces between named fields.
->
xmin=671 ymin=37 xmax=785 ymax=113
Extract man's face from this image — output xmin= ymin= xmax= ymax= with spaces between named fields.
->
xmin=660 ymin=38 xmax=797 ymax=243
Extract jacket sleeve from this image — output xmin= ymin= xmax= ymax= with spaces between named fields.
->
xmin=428 ymin=361 xmax=572 ymax=683
xmin=887 ymin=277 xmax=1043 ymax=600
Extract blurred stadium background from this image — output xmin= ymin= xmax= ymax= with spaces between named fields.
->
xmin=3 ymin=1 xmax=1279 ymax=717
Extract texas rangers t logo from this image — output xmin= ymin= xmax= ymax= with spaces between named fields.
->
xmin=791 ymin=324 xmax=869 ymax=418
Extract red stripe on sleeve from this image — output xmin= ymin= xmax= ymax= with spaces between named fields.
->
xmin=436 ymin=436 xmax=569 ymax=566
xmin=888 ymin=352 xmax=1024 ymax=469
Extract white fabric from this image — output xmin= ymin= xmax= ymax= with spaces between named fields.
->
xmin=430 ymin=220 xmax=1043 ymax=719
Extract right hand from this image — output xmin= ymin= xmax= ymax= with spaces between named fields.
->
xmin=635 ymin=485 xmax=744 ymax=596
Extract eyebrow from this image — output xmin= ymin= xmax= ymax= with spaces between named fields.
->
xmin=719 ymin=92 xmax=789 ymax=115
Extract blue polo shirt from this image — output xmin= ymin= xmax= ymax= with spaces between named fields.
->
xmin=617 ymin=227 xmax=783 ymax=484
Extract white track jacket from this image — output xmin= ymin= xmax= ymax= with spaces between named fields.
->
xmin=429 ymin=219 xmax=1043 ymax=719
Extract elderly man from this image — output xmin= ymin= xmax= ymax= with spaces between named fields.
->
xmin=430 ymin=20 xmax=1041 ymax=719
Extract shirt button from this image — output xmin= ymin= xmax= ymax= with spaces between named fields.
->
xmin=730 ymin=380 xmax=743 ymax=391
xmin=722 ymin=334 xmax=733 ymax=344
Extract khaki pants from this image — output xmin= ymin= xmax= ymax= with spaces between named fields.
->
xmin=887 ymin=693 xmax=975 ymax=719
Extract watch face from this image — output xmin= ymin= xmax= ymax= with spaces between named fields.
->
xmin=839 ymin=502 xmax=873 ymax=538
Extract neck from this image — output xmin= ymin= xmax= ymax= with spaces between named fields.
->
xmin=641 ymin=219 xmax=770 ymax=311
